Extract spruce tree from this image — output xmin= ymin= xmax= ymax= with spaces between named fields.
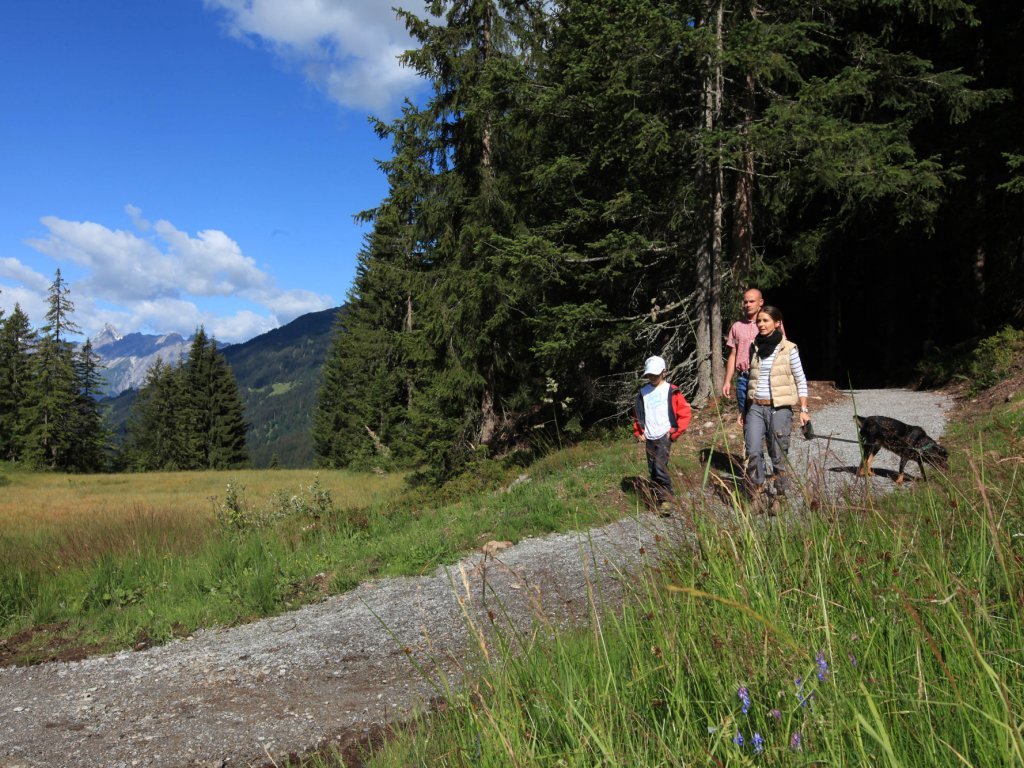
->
xmin=179 ymin=328 xmax=249 ymax=470
xmin=67 ymin=339 xmax=109 ymax=472
xmin=0 ymin=304 xmax=36 ymax=461
xmin=19 ymin=270 xmax=82 ymax=469
xmin=126 ymin=358 xmax=182 ymax=470
xmin=203 ymin=349 xmax=249 ymax=469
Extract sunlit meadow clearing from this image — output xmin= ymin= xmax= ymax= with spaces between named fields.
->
xmin=0 ymin=468 xmax=406 ymax=572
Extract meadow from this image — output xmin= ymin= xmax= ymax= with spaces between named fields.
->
xmin=0 ymin=445 xmax=634 ymax=665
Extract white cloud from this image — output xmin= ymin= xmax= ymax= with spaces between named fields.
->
xmin=125 ymin=203 xmax=150 ymax=232
xmin=208 ymin=309 xmax=280 ymax=342
xmin=127 ymin=298 xmax=206 ymax=337
xmin=28 ymin=213 xmax=274 ymax=303
xmin=13 ymin=206 xmax=335 ymax=343
xmin=0 ymin=280 xmax=48 ymax=324
xmin=250 ymin=286 xmax=333 ymax=323
xmin=204 ymin=0 xmax=422 ymax=112
xmin=153 ymin=220 xmax=268 ymax=296
xmin=0 ymin=257 xmax=51 ymax=293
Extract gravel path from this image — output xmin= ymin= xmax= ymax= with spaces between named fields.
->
xmin=786 ymin=388 xmax=953 ymax=502
xmin=0 ymin=388 xmax=953 ymax=768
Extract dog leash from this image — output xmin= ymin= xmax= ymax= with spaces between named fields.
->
xmin=801 ymin=422 xmax=861 ymax=444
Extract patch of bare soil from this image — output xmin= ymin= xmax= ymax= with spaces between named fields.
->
xmin=0 ymin=622 xmax=104 ymax=668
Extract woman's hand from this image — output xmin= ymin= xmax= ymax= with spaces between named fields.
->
xmin=799 ymin=411 xmax=811 ymax=427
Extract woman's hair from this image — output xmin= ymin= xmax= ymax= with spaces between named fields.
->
xmin=759 ymin=305 xmax=784 ymax=323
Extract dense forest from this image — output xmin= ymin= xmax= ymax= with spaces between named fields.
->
xmin=315 ymin=0 xmax=1022 ymax=478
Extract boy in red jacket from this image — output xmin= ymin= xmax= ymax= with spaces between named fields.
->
xmin=633 ymin=355 xmax=692 ymax=514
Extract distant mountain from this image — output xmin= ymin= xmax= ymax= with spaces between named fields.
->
xmin=91 ymin=325 xmax=192 ymax=395
xmin=101 ymin=308 xmax=343 ymax=469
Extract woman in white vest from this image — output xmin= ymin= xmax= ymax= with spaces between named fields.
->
xmin=741 ymin=305 xmax=810 ymax=500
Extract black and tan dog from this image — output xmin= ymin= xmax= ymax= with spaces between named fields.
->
xmin=854 ymin=415 xmax=948 ymax=484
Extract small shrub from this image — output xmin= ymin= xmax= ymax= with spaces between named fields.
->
xmin=213 ymin=482 xmax=251 ymax=531
xmin=268 ymin=475 xmax=335 ymax=520
xmin=966 ymin=326 xmax=1024 ymax=393
xmin=917 ymin=326 xmax=1024 ymax=393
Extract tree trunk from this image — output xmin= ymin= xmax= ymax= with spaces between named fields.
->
xmin=695 ymin=1 xmax=725 ymax=404
xmin=732 ymin=73 xmax=755 ymax=281
xmin=479 ymin=386 xmax=497 ymax=445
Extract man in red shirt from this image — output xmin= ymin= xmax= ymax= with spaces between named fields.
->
xmin=723 ymin=288 xmax=780 ymax=419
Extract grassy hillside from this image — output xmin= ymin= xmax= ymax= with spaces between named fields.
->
xmin=0 ymin=440 xmax=637 ymax=665
xmin=222 ymin=306 xmax=341 ymax=468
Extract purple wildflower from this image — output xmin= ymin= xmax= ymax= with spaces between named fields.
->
xmin=733 ymin=731 xmax=745 ymax=748
xmin=769 ymin=708 xmax=782 ymax=723
xmin=795 ymin=676 xmax=814 ymax=709
xmin=849 ymin=653 xmax=858 ymax=668
xmin=790 ymin=731 xmax=803 ymax=751
xmin=738 ymin=686 xmax=751 ymax=715
xmin=816 ymin=650 xmax=829 ymax=681
xmin=753 ymin=732 xmax=765 ymax=754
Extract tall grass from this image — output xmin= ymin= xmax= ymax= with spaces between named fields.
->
xmin=0 ymin=443 xmax=630 ymax=663
xmin=350 ymin=402 xmax=1024 ymax=767
xmin=0 ymin=469 xmax=408 ymax=659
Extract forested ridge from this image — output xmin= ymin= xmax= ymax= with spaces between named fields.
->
xmin=315 ymin=0 xmax=1023 ymax=478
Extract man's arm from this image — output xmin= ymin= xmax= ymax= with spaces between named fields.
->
xmin=722 ymin=345 xmax=737 ymax=397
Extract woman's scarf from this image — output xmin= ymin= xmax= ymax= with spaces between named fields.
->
xmin=751 ymin=328 xmax=783 ymax=363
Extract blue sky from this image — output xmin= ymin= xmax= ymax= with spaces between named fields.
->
xmin=0 ymin=0 xmax=427 ymax=343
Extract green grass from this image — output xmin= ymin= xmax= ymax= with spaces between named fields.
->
xmin=315 ymin=393 xmax=1024 ymax=767
xmin=0 ymin=441 xmax=636 ymax=663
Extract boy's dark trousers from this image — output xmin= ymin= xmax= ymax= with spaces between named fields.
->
xmin=645 ymin=435 xmax=674 ymax=502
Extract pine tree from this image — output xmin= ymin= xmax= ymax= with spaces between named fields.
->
xmin=19 ymin=270 xmax=82 ymax=469
xmin=179 ymin=328 xmax=249 ymax=470
xmin=0 ymin=304 xmax=36 ymax=461
xmin=400 ymin=0 xmax=547 ymax=474
xmin=125 ymin=358 xmax=182 ymax=470
xmin=203 ymin=350 xmax=249 ymax=469
xmin=181 ymin=328 xmax=215 ymax=467
xmin=67 ymin=339 xmax=110 ymax=472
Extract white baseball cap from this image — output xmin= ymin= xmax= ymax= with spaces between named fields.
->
xmin=643 ymin=355 xmax=666 ymax=376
